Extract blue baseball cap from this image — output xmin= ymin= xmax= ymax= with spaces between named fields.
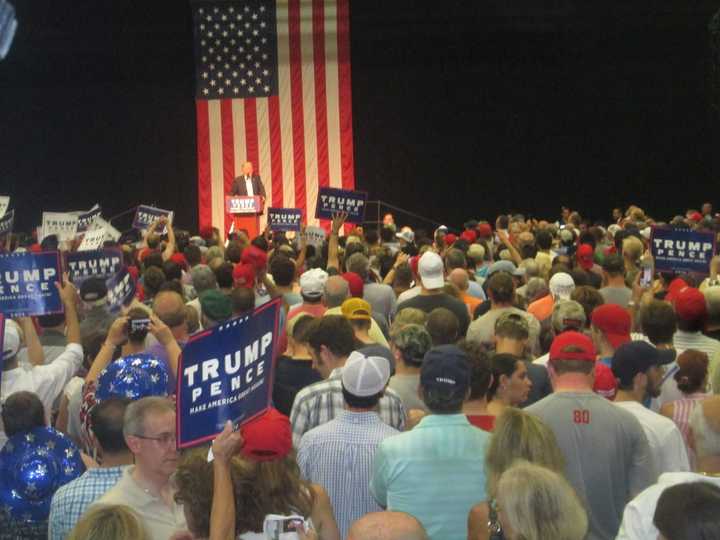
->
xmin=420 ymin=345 xmax=470 ymax=393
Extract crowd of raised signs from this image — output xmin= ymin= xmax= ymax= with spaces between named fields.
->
xmin=2 ymin=201 xmax=720 ymax=540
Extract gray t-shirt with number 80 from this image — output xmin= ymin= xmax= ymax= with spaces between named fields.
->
xmin=526 ymin=391 xmax=654 ymax=540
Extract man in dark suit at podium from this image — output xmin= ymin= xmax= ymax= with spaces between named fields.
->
xmin=231 ymin=161 xmax=266 ymax=199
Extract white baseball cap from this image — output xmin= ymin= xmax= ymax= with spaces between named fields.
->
xmin=418 ymin=251 xmax=444 ymax=289
xmin=299 ymin=268 xmax=328 ymax=298
xmin=396 ymin=230 xmax=414 ymax=243
xmin=549 ymin=272 xmax=575 ymax=300
xmin=342 ymin=351 xmax=391 ymax=397
xmin=3 ymin=321 xmax=21 ymax=360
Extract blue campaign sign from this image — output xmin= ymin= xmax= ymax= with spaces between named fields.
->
xmin=0 ymin=252 xmax=63 ymax=317
xmin=268 ymin=207 xmax=302 ymax=231
xmin=132 ymin=205 xmax=174 ymax=232
xmin=0 ymin=314 xmax=4 ymax=387
xmin=315 ymin=187 xmax=368 ymax=224
xmin=76 ymin=205 xmax=102 ymax=233
xmin=106 ymin=268 xmax=136 ymax=312
xmin=651 ymin=227 xmax=716 ymax=274
xmin=176 ymin=298 xmax=281 ymax=448
xmin=64 ymin=248 xmax=123 ymax=286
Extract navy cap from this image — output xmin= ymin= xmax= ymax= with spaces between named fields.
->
xmin=611 ymin=341 xmax=676 ymax=386
xmin=420 ymin=345 xmax=470 ymax=393
xmin=79 ymin=277 xmax=108 ymax=302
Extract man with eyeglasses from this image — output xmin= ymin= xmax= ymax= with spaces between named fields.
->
xmin=92 ymin=396 xmax=186 ymax=539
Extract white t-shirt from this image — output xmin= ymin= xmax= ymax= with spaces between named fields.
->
xmin=0 ymin=343 xmax=83 ymax=447
xmin=533 ymin=352 xmax=549 ymax=366
xmin=614 ymin=401 xmax=690 ymax=477
xmin=397 ymin=285 xmax=421 ymax=305
xmin=616 ymin=472 xmax=720 ymax=540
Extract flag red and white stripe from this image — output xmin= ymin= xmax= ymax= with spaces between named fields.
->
xmin=195 ymin=0 xmax=355 ymax=236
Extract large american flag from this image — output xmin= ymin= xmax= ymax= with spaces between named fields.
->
xmin=193 ymin=0 xmax=355 ymax=235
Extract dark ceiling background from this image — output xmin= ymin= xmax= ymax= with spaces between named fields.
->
xmin=2 ymin=1 xmax=720 ymax=233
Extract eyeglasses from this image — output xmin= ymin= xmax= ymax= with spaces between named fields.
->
xmin=133 ymin=432 xmax=177 ymax=446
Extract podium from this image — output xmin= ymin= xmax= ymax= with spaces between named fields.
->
xmin=226 ymin=195 xmax=264 ymax=239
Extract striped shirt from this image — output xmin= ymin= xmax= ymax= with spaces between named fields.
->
xmin=370 ymin=414 xmax=490 ymax=540
xmin=671 ymin=393 xmax=710 ymax=448
xmin=290 ymin=368 xmax=406 ymax=447
xmin=297 ymin=411 xmax=398 ymax=539
xmin=48 ymin=466 xmax=124 ymax=540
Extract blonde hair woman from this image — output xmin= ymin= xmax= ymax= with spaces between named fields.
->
xmin=496 ymin=461 xmax=587 ymax=540
xmin=67 ymin=504 xmax=150 ymax=540
xmin=467 ymin=408 xmax=565 ymax=540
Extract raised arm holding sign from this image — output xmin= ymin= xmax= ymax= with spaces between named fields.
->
xmin=143 ymin=216 xmax=176 ymax=261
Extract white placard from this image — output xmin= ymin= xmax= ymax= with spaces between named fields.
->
xmin=305 ymin=226 xmax=326 ymax=247
xmin=89 ymin=216 xmax=121 ymax=242
xmin=0 ymin=196 xmax=9 ymax=218
xmin=78 ymin=228 xmax=108 ymax=251
xmin=42 ymin=212 xmax=79 ymax=242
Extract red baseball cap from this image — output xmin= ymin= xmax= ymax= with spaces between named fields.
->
xmin=240 ymin=245 xmax=268 ymax=271
xmin=233 ymin=263 xmax=255 ymax=288
xmin=444 ymin=233 xmax=457 ymax=246
xmin=690 ymin=211 xmax=703 ymax=223
xmin=673 ymin=287 xmax=707 ymax=321
xmin=549 ymin=331 xmax=596 ymax=363
xmin=170 ymin=252 xmax=188 ymax=270
xmin=461 ymin=230 xmax=477 ymax=244
xmin=591 ymin=304 xmax=631 ymax=349
xmin=576 ymin=243 xmax=594 ymax=271
xmin=665 ymin=277 xmax=689 ymax=303
xmin=476 ymin=223 xmax=493 ymax=238
xmin=593 ymin=362 xmax=617 ymax=400
xmin=341 ymin=271 xmax=364 ymax=298
xmin=240 ymin=408 xmax=292 ymax=462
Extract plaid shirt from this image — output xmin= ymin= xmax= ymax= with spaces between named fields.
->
xmin=290 ymin=368 xmax=406 ymax=447
xmin=48 ymin=466 xmax=125 ymax=540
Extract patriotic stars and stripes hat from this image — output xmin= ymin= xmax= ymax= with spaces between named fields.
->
xmin=0 ymin=427 xmax=84 ymax=523
xmin=95 ymin=354 xmax=169 ymax=402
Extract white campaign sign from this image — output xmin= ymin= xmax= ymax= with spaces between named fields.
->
xmin=42 ymin=212 xmax=79 ymax=241
xmin=78 ymin=228 xmax=108 ymax=251
xmin=89 ymin=217 xmax=121 ymax=242
xmin=0 ymin=196 xmax=9 ymax=218
xmin=305 ymin=226 xmax=326 ymax=247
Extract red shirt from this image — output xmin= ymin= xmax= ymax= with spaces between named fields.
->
xmin=467 ymin=414 xmax=496 ymax=432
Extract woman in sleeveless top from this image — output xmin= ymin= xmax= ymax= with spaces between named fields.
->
xmin=660 ymin=350 xmax=710 ymax=459
xmin=174 ymin=409 xmax=339 ymax=540
xmin=467 ymin=409 xmax=566 ymax=540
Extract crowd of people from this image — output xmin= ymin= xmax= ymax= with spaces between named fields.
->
xmin=2 ymin=202 xmax=720 ymax=540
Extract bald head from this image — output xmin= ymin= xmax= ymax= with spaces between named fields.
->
xmin=347 ymin=512 xmax=428 ymax=540
xmin=152 ymin=291 xmax=187 ymax=330
xmin=324 ymin=275 xmax=350 ymax=308
xmin=448 ymin=268 xmax=469 ymax=292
